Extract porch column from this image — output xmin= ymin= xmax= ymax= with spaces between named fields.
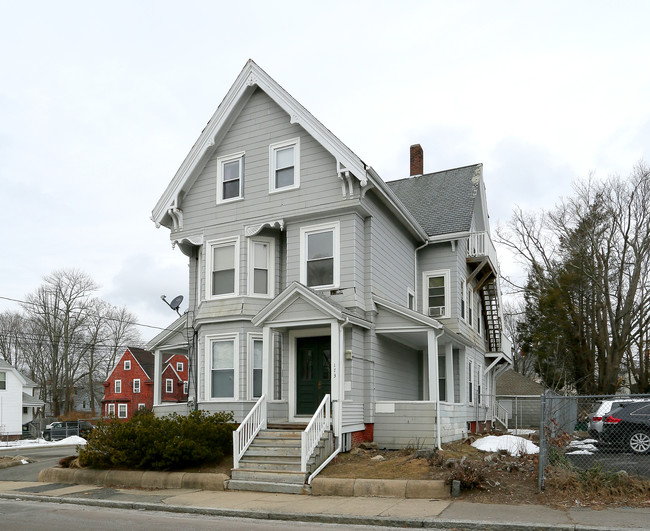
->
xmin=262 ymin=325 xmax=273 ymax=400
xmin=330 ymin=320 xmax=342 ymax=437
xmin=153 ymin=350 xmax=162 ymax=407
xmin=427 ymin=330 xmax=439 ymax=403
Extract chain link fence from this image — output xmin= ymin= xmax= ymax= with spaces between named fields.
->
xmin=538 ymin=392 xmax=650 ymax=490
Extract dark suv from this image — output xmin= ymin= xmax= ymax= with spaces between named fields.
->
xmin=43 ymin=420 xmax=94 ymax=441
xmin=601 ymin=401 xmax=650 ymax=454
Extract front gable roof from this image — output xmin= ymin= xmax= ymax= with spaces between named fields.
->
xmin=105 ymin=347 xmax=154 ymax=383
xmin=151 ymin=60 xmax=428 ymax=241
xmin=373 ymin=295 xmax=443 ymax=331
xmin=252 ymin=282 xmax=371 ymax=329
xmin=387 ymin=164 xmax=485 ymax=237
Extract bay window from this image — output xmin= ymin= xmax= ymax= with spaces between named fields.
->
xmin=208 ymin=335 xmax=237 ymax=399
xmin=207 ymin=238 xmax=239 ymax=299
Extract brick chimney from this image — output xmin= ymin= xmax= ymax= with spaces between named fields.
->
xmin=410 ymin=144 xmax=423 ymax=176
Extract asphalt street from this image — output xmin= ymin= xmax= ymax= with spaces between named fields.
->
xmin=0 ymin=444 xmax=78 ymax=482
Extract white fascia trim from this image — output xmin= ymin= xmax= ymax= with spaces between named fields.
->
xmin=145 ymin=315 xmax=188 ymax=351
xmin=252 ymin=282 xmax=342 ymax=327
xmin=204 ymin=333 xmax=239 ymax=402
xmin=152 ymin=60 xmax=371 ymax=227
xmin=373 ymin=294 xmax=443 ymax=329
xmin=269 ymin=137 xmax=300 ymax=193
xmin=426 ymin=231 xmax=472 ymax=243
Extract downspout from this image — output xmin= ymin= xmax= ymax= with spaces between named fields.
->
xmin=434 ymin=329 xmax=445 ymax=451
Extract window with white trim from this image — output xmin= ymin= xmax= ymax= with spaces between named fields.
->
xmin=124 ymin=360 xmax=131 ymax=370
xmin=207 ymin=238 xmax=239 ymax=299
xmin=107 ymin=403 xmax=115 ymax=416
xmin=467 ymin=284 xmax=473 ymax=328
xmin=133 ymin=379 xmax=140 ymax=393
xmin=176 ymin=362 xmax=184 ymax=372
xmin=269 ymin=138 xmax=300 ymax=192
xmin=166 ymin=379 xmax=173 ymax=393
xmin=118 ymin=404 xmax=127 ymax=418
xmin=300 ymin=222 xmax=340 ymax=289
xmin=477 ymin=362 xmax=484 ymax=405
xmin=476 ymin=299 xmax=482 ymax=335
xmin=468 ymin=360 xmax=474 ymax=403
xmin=0 ymin=372 xmax=5 ymax=390
xmin=438 ymin=355 xmax=447 ymax=402
xmin=114 ymin=380 xmax=122 ymax=394
xmin=251 ymin=337 xmax=263 ymax=399
xmin=460 ymin=279 xmax=466 ymax=320
xmin=248 ymin=237 xmax=275 ymax=297
xmin=216 ymin=152 xmax=244 ymax=203
xmin=207 ymin=335 xmax=237 ymax=399
xmin=183 ymin=381 xmax=188 ymax=394
xmin=138 ymin=403 xmax=146 ymax=410
xmin=423 ymin=270 xmax=450 ymax=318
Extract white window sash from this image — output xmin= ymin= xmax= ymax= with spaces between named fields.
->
xmin=269 ymin=138 xmax=300 ymax=192
xmin=205 ymin=334 xmax=238 ymax=401
xmin=206 ymin=237 xmax=240 ymax=300
xmin=216 ymin=152 xmax=245 ymax=204
xmin=299 ymin=222 xmax=340 ymax=289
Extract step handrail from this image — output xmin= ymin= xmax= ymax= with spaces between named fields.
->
xmin=493 ymin=399 xmax=508 ymax=430
xmin=233 ymin=394 xmax=267 ymax=469
xmin=301 ymin=394 xmax=330 ymax=473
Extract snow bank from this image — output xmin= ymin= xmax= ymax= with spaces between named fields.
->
xmin=472 ymin=435 xmax=539 ymax=456
xmin=52 ymin=436 xmax=86 ymax=446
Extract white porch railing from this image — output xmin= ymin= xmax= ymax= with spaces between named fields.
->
xmin=467 ymin=232 xmax=499 ymax=272
xmin=301 ymin=394 xmax=330 ymax=473
xmin=493 ymin=399 xmax=509 ymax=430
xmin=233 ymin=394 xmax=267 ymax=469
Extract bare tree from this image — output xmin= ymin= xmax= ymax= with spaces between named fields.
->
xmin=0 ymin=311 xmax=25 ymax=367
xmin=497 ymin=163 xmax=650 ymax=394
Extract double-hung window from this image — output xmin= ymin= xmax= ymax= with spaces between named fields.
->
xmin=183 ymin=381 xmax=188 ymax=394
xmin=251 ymin=337 xmax=263 ymax=399
xmin=467 ymin=284 xmax=473 ymax=327
xmin=207 ymin=335 xmax=237 ymax=399
xmin=133 ymin=379 xmax=140 ymax=393
xmin=115 ymin=380 xmax=122 ymax=394
xmin=300 ymin=222 xmax=340 ymax=289
xmin=0 ymin=372 xmax=5 ymax=390
xmin=248 ymin=237 xmax=274 ymax=297
xmin=107 ymin=403 xmax=115 ymax=416
xmin=438 ymin=355 xmax=447 ymax=402
xmin=124 ymin=360 xmax=131 ymax=370
xmin=269 ymin=138 xmax=300 ymax=192
xmin=207 ymin=238 xmax=239 ymax=299
xmin=166 ymin=379 xmax=173 ymax=393
xmin=118 ymin=404 xmax=127 ymax=418
xmin=468 ymin=360 xmax=474 ymax=403
xmin=216 ymin=152 xmax=244 ymax=203
xmin=460 ymin=279 xmax=466 ymax=320
xmin=423 ymin=270 xmax=449 ymax=318
xmin=176 ymin=362 xmax=184 ymax=372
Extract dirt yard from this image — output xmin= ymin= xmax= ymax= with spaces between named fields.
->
xmin=318 ymin=437 xmax=650 ymax=508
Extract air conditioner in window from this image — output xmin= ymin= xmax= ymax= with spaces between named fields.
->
xmin=428 ymin=306 xmax=444 ymax=317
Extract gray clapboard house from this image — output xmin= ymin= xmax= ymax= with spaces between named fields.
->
xmin=146 ymin=60 xmax=512 ymax=492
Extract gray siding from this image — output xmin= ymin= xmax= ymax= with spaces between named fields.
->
xmin=374 ymin=402 xmax=436 ymax=449
xmin=373 ymin=335 xmax=421 ymax=401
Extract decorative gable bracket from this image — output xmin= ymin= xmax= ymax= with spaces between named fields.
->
xmin=245 ymin=220 xmax=285 ymax=237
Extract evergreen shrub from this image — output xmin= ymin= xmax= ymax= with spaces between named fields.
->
xmin=78 ymin=409 xmax=235 ymax=471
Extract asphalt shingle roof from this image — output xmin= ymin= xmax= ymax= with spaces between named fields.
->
xmin=129 ymin=347 xmax=155 ymax=380
xmin=387 ymin=164 xmax=481 ymax=237
xmin=496 ymin=369 xmax=546 ymax=396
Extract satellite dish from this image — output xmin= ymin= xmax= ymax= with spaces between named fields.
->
xmin=169 ymin=295 xmax=184 ymax=311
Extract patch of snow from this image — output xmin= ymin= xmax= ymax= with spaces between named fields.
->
xmin=51 ymin=436 xmax=86 ymax=446
xmin=568 ymin=441 xmax=597 ymax=452
xmin=508 ymin=429 xmax=536 ymax=436
xmin=566 ymin=450 xmax=594 ymax=455
xmin=472 ymin=435 xmax=539 ymax=456
xmin=21 ymin=459 xmax=29 ymax=464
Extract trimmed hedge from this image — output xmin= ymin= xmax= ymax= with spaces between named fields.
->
xmin=78 ymin=409 xmax=235 ymax=471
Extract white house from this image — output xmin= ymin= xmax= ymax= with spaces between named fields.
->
xmin=0 ymin=360 xmax=44 ymax=439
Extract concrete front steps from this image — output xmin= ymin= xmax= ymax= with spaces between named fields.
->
xmin=228 ymin=427 xmax=333 ymax=494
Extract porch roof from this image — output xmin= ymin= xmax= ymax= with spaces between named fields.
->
xmin=372 ymin=295 xmax=442 ymax=349
xmin=146 ymin=314 xmax=190 ymax=351
xmin=252 ymin=282 xmax=371 ymax=329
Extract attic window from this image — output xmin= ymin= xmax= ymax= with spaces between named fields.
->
xmin=124 ymin=360 xmax=131 ymax=370
xmin=0 ymin=371 xmax=5 ymax=390
xmin=217 ymin=152 xmax=244 ymax=204
xmin=269 ymin=138 xmax=300 ymax=192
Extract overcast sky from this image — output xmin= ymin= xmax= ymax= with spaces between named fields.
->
xmin=1 ymin=1 xmax=649 ymax=342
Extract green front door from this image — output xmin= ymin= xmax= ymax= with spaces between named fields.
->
xmin=296 ymin=336 xmax=331 ymax=416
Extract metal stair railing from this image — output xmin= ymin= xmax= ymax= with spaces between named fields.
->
xmin=233 ymin=394 xmax=267 ymax=469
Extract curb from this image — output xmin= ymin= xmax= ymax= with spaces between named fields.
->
xmin=311 ymin=477 xmax=449 ymax=499
xmin=0 ymin=492 xmax=639 ymax=531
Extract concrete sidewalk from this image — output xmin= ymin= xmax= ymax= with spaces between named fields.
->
xmin=0 ymin=480 xmax=648 ymax=530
